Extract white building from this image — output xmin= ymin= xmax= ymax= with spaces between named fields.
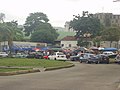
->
xmin=60 ymin=36 xmax=78 ymax=49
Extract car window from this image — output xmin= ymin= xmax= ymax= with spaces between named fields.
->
xmin=57 ymin=52 xmax=64 ymax=55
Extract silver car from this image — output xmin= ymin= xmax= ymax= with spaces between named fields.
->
xmin=79 ymin=53 xmax=100 ymax=64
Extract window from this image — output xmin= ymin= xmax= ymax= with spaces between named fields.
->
xmin=69 ymin=44 xmax=71 ymax=47
xmin=61 ymin=44 xmax=64 ymax=47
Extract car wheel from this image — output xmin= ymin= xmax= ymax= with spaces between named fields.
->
xmin=54 ymin=58 xmax=56 ymax=60
xmin=96 ymin=61 xmax=100 ymax=64
xmin=80 ymin=60 xmax=82 ymax=63
xmin=106 ymin=61 xmax=109 ymax=64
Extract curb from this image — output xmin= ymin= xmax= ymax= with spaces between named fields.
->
xmin=0 ymin=63 xmax=75 ymax=76
xmin=45 ymin=64 xmax=75 ymax=71
xmin=0 ymin=69 xmax=40 ymax=76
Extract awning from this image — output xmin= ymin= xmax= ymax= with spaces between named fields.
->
xmin=102 ymin=48 xmax=118 ymax=51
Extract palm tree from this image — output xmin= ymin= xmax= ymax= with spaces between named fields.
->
xmin=0 ymin=21 xmax=23 ymax=57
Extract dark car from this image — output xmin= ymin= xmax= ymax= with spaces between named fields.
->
xmin=26 ymin=52 xmax=43 ymax=59
xmin=79 ymin=53 xmax=100 ymax=64
xmin=96 ymin=54 xmax=109 ymax=64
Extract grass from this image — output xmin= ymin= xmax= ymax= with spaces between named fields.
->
xmin=0 ymin=58 xmax=72 ymax=72
xmin=0 ymin=58 xmax=71 ymax=68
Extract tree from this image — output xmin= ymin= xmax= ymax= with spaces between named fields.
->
xmin=70 ymin=11 xmax=103 ymax=38
xmin=24 ymin=12 xmax=59 ymax=43
xmin=31 ymin=28 xmax=58 ymax=43
xmin=101 ymin=26 xmax=120 ymax=47
xmin=24 ymin=12 xmax=49 ymax=36
xmin=0 ymin=21 xmax=23 ymax=57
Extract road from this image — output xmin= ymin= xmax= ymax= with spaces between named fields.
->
xmin=0 ymin=62 xmax=120 ymax=90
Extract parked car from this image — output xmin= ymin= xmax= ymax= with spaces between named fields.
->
xmin=48 ymin=52 xmax=68 ymax=61
xmin=96 ymin=54 xmax=109 ymax=64
xmin=79 ymin=53 xmax=100 ymax=64
xmin=70 ymin=51 xmax=84 ymax=61
xmin=115 ymin=54 xmax=120 ymax=64
xmin=102 ymin=51 xmax=115 ymax=56
xmin=43 ymin=55 xmax=49 ymax=59
xmin=0 ymin=52 xmax=8 ymax=57
xmin=26 ymin=52 xmax=43 ymax=59
xmin=12 ymin=53 xmax=27 ymax=58
xmin=70 ymin=54 xmax=80 ymax=61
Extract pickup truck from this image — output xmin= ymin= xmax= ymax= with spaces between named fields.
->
xmin=48 ymin=52 xmax=68 ymax=61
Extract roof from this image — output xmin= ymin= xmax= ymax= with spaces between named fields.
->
xmin=57 ymin=31 xmax=76 ymax=40
xmin=61 ymin=36 xmax=77 ymax=41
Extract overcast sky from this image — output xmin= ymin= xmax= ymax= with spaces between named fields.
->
xmin=0 ymin=0 xmax=120 ymax=27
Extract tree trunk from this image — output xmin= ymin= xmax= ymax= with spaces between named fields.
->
xmin=8 ymin=38 xmax=13 ymax=57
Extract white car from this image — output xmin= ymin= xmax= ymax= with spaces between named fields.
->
xmin=48 ymin=52 xmax=68 ymax=60
xmin=0 ymin=52 xmax=8 ymax=57
xmin=102 ymin=51 xmax=115 ymax=56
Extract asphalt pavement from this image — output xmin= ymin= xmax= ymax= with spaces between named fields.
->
xmin=0 ymin=62 xmax=120 ymax=90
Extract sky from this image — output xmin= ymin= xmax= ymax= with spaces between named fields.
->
xmin=0 ymin=0 xmax=120 ymax=27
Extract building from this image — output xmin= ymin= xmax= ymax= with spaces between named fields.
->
xmin=100 ymin=41 xmax=119 ymax=48
xmin=93 ymin=13 xmax=120 ymax=27
xmin=64 ymin=21 xmax=75 ymax=32
xmin=60 ymin=36 xmax=78 ymax=49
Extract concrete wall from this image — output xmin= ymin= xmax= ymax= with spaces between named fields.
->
xmin=61 ymin=41 xmax=78 ymax=49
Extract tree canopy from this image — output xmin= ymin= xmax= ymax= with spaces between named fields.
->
xmin=101 ymin=26 xmax=120 ymax=41
xmin=24 ymin=12 xmax=49 ymax=36
xmin=0 ymin=21 xmax=23 ymax=56
xmin=24 ymin=12 xmax=59 ymax=43
xmin=70 ymin=11 xmax=103 ymax=38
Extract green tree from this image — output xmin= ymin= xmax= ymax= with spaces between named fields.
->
xmin=24 ymin=12 xmax=59 ymax=43
xmin=24 ymin=12 xmax=49 ymax=36
xmin=31 ymin=28 xmax=58 ymax=43
xmin=70 ymin=11 xmax=103 ymax=38
xmin=0 ymin=21 xmax=23 ymax=56
xmin=101 ymin=26 xmax=120 ymax=47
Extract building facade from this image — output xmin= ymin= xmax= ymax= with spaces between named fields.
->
xmin=93 ymin=13 xmax=120 ymax=27
xmin=60 ymin=36 xmax=78 ymax=49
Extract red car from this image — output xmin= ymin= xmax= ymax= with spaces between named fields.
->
xmin=43 ymin=55 xmax=49 ymax=59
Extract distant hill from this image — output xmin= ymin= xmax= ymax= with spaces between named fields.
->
xmin=57 ymin=31 xmax=76 ymax=40
xmin=54 ymin=27 xmax=65 ymax=31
